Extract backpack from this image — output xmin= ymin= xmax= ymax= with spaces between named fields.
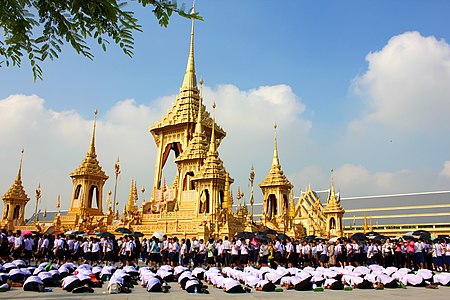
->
xmin=108 ymin=282 xmax=120 ymax=294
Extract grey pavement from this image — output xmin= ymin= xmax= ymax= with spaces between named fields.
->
xmin=2 ymin=283 xmax=450 ymax=300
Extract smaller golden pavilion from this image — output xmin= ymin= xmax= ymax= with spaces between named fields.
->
xmin=0 ymin=150 xmax=30 ymax=228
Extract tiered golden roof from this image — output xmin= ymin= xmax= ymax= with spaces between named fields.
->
xmin=149 ymin=14 xmax=225 ymax=138
xmin=260 ymin=123 xmax=293 ymax=188
xmin=3 ymin=153 xmax=30 ymax=202
xmin=193 ymin=104 xmax=229 ymax=181
xmin=70 ymin=113 xmax=108 ymax=179
xmin=324 ymin=177 xmax=344 ymax=213
xmin=175 ymin=83 xmax=209 ymax=163
xmin=126 ymin=179 xmax=139 ymax=213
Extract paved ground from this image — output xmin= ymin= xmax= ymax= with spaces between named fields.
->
xmin=3 ymin=283 xmax=450 ymax=300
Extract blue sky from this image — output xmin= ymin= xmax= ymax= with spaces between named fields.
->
xmin=2 ymin=1 xmax=450 ymax=215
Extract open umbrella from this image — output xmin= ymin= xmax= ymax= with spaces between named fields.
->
xmin=132 ymin=232 xmax=144 ymax=238
xmin=115 ymin=227 xmax=132 ymax=234
xmin=373 ymin=235 xmax=389 ymax=242
xmin=261 ymin=229 xmax=278 ymax=235
xmin=152 ymin=232 xmax=164 ymax=240
xmin=329 ymin=236 xmax=342 ymax=243
xmin=304 ymin=235 xmax=317 ymax=241
xmin=235 ymin=232 xmax=255 ymax=240
xmin=350 ymin=232 xmax=368 ymax=241
xmin=21 ymin=230 xmax=33 ymax=236
xmin=254 ymin=234 xmax=270 ymax=242
xmin=365 ymin=231 xmax=380 ymax=239
xmin=101 ymin=232 xmax=115 ymax=239
xmin=413 ymin=230 xmax=431 ymax=240
xmin=276 ymin=233 xmax=289 ymax=241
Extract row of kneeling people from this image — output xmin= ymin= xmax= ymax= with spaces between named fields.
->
xmin=2 ymin=260 xmax=450 ymax=294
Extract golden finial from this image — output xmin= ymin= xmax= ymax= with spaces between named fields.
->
xmin=181 ymin=0 xmax=197 ymax=91
xmin=141 ymin=187 xmax=145 ymax=194
xmin=272 ymin=122 xmax=280 ymax=167
xmin=43 ymin=208 xmax=47 ymax=218
xmin=17 ymin=148 xmax=24 ymax=181
xmin=88 ymin=109 xmax=98 ymax=155
xmin=209 ymin=102 xmax=217 ymax=153
xmin=195 ymin=78 xmax=204 ymax=135
xmin=108 ymin=190 xmax=112 ymax=196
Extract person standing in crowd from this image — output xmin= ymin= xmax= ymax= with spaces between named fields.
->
xmin=240 ymin=239 xmax=249 ymax=267
xmin=230 ymin=238 xmax=239 ymax=267
xmin=222 ymin=236 xmax=231 ymax=266
xmin=149 ymin=237 xmax=160 ymax=269
xmin=215 ymin=239 xmax=223 ymax=267
xmin=161 ymin=235 xmax=169 ymax=265
xmin=206 ymin=238 xmax=216 ymax=267
xmin=180 ymin=238 xmax=189 ymax=267
xmin=259 ymin=240 xmax=269 ymax=266
xmin=103 ymin=236 xmax=114 ymax=265
xmin=23 ymin=234 xmax=33 ymax=265
xmin=382 ymin=238 xmax=394 ymax=267
xmin=12 ymin=231 xmax=24 ymax=260
xmin=197 ymin=239 xmax=206 ymax=266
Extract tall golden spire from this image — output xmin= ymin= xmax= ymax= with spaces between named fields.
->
xmin=195 ymin=78 xmax=204 ymax=135
xmin=260 ymin=123 xmax=292 ymax=189
xmin=208 ymin=102 xmax=217 ymax=153
xmin=88 ymin=109 xmax=98 ymax=156
xmin=180 ymin=3 xmax=197 ymax=92
xmin=272 ymin=122 xmax=280 ymax=167
xmin=17 ymin=148 xmax=24 ymax=181
xmin=70 ymin=109 xmax=107 ymax=179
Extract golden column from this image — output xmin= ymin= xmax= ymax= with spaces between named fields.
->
xmin=113 ymin=157 xmax=120 ymax=218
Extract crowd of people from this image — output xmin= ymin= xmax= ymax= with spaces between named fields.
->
xmin=1 ymin=228 xmax=450 ymax=294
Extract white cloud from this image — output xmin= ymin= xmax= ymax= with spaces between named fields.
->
xmin=439 ymin=161 xmax=450 ymax=177
xmin=0 ymin=84 xmax=312 ymax=217
xmin=351 ymin=31 xmax=450 ymax=132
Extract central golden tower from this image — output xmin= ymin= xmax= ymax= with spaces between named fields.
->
xmin=134 ymin=11 xmax=246 ymax=239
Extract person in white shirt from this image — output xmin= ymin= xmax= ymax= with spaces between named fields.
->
xmin=12 ymin=232 xmax=24 ymax=259
xmin=23 ymin=235 xmax=34 ymax=265
xmin=222 ymin=236 xmax=232 ymax=266
xmin=91 ymin=238 xmax=101 ymax=263
xmin=285 ymin=238 xmax=295 ymax=267
xmin=240 ymin=239 xmax=249 ymax=266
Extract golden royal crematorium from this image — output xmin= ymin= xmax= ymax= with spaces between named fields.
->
xmin=3 ymin=13 xmax=449 ymax=239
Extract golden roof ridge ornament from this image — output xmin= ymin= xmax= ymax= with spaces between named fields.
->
xmin=88 ymin=109 xmax=98 ymax=156
xmin=17 ymin=148 xmax=24 ymax=181
xmin=209 ymin=101 xmax=217 ymax=154
xmin=180 ymin=1 xmax=197 ymax=92
xmin=273 ymin=122 xmax=280 ymax=167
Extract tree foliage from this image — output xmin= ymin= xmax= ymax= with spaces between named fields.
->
xmin=0 ymin=0 xmax=202 ymax=81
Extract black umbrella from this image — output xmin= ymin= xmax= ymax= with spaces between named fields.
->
xmin=114 ymin=227 xmax=132 ymax=234
xmin=304 ymin=235 xmax=317 ymax=241
xmin=236 ymin=232 xmax=255 ymax=240
xmin=365 ymin=231 xmax=380 ymax=237
xmin=276 ymin=233 xmax=289 ymax=241
xmin=261 ymin=229 xmax=278 ymax=235
xmin=373 ymin=235 xmax=389 ymax=242
xmin=254 ymin=234 xmax=270 ymax=242
xmin=413 ymin=230 xmax=431 ymax=240
xmin=132 ymin=232 xmax=144 ymax=238
xmin=350 ymin=232 xmax=368 ymax=241
xmin=101 ymin=232 xmax=115 ymax=239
